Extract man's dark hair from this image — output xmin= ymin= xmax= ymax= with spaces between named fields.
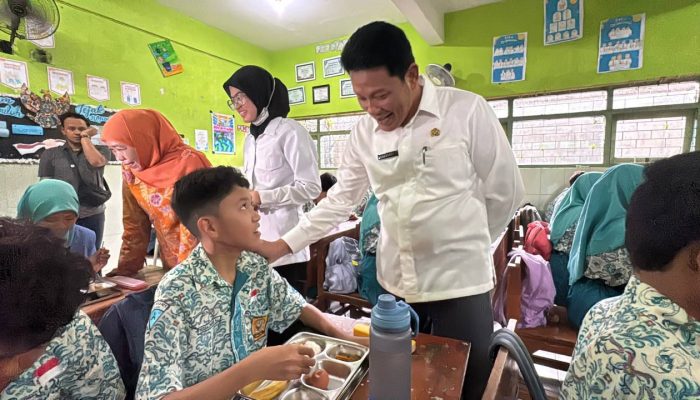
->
xmin=626 ymin=151 xmax=700 ymax=271
xmin=0 ymin=218 xmax=91 ymax=356
xmin=172 ymin=166 xmax=250 ymax=237
xmin=341 ymin=21 xmax=415 ymax=80
xmin=568 ymin=171 xmax=585 ymax=186
xmin=60 ymin=112 xmax=91 ymax=127
xmin=320 ymin=172 xmax=337 ymax=192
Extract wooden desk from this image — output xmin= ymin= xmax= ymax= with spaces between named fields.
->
xmin=350 ymin=334 xmax=470 ymax=400
xmin=81 ymin=266 xmax=165 ymax=323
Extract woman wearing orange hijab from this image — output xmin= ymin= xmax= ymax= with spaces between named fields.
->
xmin=101 ymin=109 xmax=211 ymax=276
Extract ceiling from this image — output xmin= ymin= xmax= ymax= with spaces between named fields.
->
xmin=158 ymin=0 xmax=501 ymax=51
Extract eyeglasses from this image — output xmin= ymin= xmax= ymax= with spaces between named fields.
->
xmin=227 ymin=92 xmax=247 ymax=111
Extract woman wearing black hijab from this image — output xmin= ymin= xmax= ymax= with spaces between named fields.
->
xmin=223 ymin=66 xmax=320 ymax=294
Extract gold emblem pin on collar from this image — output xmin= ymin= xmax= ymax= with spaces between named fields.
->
xmin=430 ymin=128 xmax=440 ymax=137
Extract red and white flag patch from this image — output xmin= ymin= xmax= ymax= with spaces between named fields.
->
xmin=34 ymin=357 xmax=65 ymax=386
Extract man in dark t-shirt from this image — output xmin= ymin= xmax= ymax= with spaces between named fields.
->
xmin=38 ymin=112 xmax=111 ymax=248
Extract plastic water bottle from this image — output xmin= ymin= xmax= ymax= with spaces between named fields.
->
xmin=369 ymin=294 xmax=419 ymax=400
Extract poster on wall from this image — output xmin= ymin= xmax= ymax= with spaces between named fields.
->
xmin=544 ymin=0 xmax=583 ymax=45
xmin=194 ymin=129 xmax=209 ymax=151
xmin=211 ymin=112 xmax=235 ymax=154
xmin=0 ymin=58 xmax=29 ymax=89
xmin=30 ymin=34 xmax=55 ymax=48
xmin=148 ymin=40 xmax=184 ymax=77
xmin=492 ymin=33 xmax=527 ymax=84
xmin=47 ymin=67 xmax=75 ymax=95
xmin=87 ymin=75 xmax=110 ymax=102
xmin=120 ymin=81 xmax=141 ymax=106
xmin=597 ymin=13 xmax=645 ymax=74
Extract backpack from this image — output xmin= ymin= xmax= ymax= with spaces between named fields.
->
xmin=507 ymin=248 xmax=556 ymax=329
xmin=524 ymin=220 xmax=552 ymax=261
xmin=324 ymin=237 xmax=360 ymax=294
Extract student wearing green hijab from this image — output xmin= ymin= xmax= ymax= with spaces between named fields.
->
xmin=17 ymin=179 xmax=109 ymax=272
xmin=565 ymin=164 xmax=644 ymax=327
xmin=548 ymin=172 xmax=603 ymax=305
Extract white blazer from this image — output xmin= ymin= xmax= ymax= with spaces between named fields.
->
xmin=243 ymin=117 xmax=321 ymax=267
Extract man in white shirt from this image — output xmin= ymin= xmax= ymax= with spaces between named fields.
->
xmin=258 ymin=21 xmax=524 ymax=398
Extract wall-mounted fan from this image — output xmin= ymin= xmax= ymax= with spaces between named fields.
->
xmin=0 ymin=0 xmax=60 ymax=54
xmin=426 ymin=63 xmax=455 ymax=87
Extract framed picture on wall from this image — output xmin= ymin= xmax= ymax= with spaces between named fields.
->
xmin=312 ymin=84 xmax=330 ymax=104
xmin=295 ymin=61 xmax=315 ymax=82
xmin=323 ymin=56 xmax=344 ymax=78
xmin=288 ymin=86 xmax=305 ymax=105
xmin=340 ymin=79 xmax=355 ymax=98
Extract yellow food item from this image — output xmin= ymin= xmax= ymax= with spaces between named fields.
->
xmin=241 ymin=380 xmax=262 ymax=395
xmin=353 ymin=323 xmax=370 ymax=337
xmin=247 ymin=380 xmax=287 ymax=400
xmin=411 ymin=339 xmax=416 ymax=354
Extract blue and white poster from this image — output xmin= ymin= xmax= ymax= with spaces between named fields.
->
xmin=211 ymin=112 xmax=235 ymax=154
xmin=544 ymin=0 xmax=583 ymax=45
xmin=597 ymin=13 xmax=645 ymax=74
xmin=492 ymin=33 xmax=527 ymax=84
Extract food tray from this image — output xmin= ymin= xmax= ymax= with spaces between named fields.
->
xmin=235 ymin=332 xmax=369 ymax=400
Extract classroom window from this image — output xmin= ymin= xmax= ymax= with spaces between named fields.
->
xmin=511 ymin=116 xmax=606 ymax=165
xmin=488 ymin=100 xmax=509 ymax=118
xmin=513 ymin=91 xmax=607 ymax=117
xmin=298 ymin=119 xmax=318 ymax=133
xmin=319 ymin=134 xmax=350 ymax=169
xmin=614 ymin=116 xmax=687 ymax=159
xmin=613 ymin=82 xmax=700 ymax=109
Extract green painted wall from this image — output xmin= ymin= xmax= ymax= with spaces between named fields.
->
xmin=271 ymin=0 xmax=700 ymax=118
xmin=0 ymin=0 xmax=271 ymax=166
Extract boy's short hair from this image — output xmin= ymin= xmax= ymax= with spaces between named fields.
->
xmin=172 ymin=166 xmax=250 ymax=237
xmin=320 ymin=172 xmax=337 ymax=192
xmin=626 ymin=151 xmax=700 ymax=271
xmin=60 ymin=112 xmax=91 ymax=127
xmin=341 ymin=21 xmax=415 ymax=80
xmin=0 ymin=218 xmax=92 ymax=356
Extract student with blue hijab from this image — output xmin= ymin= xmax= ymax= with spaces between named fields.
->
xmin=548 ymin=172 xmax=603 ymax=305
xmin=565 ymin=164 xmax=644 ymax=327
xmin=17 ymin=179 xmax=110 ymax=272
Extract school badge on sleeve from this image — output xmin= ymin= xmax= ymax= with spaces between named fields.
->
xmin=251 ymin=315 xmax=269 ymax=342
xmin=34 ymin=357 xmax=65 ymax=386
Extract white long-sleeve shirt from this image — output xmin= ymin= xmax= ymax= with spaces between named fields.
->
xmin=244 ymin=117 xmax=321 ymax=267
xmin=283 ymin=77 xmax=524 ymax=302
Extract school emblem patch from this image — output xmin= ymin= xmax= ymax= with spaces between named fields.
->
xmin=251 ymin=315 xmax=269 ymax=342
xmin=148 ymin=301 xmax=170 ymax=330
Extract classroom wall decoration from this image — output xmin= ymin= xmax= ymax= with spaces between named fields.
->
xmin=47 ymin=67 xmax=75 ymax=95
xmin=211 ymin=112 xmax=235 ymax=154
xmin=86 ymin=75 xmax=110 ymax=102
xmin=295 ymin=61 xmax=315 ymax=82
xmin=288 ymin=86 xmax=305 ymax=105
xmin=194 ymin=128 xmax=209 ymax=151
xmin=0 ymin=93 xmax=114 ymax=159
xmin=492 ymin=33 xmax=527 ymax=84
xmin=120 ymin=81 xmax=142 ymax=106
xmin=597 ymin=13 xmax=645 ymax=74
xmin=322 ymin=56 xmax=344 ymax=78
xmin=340 ymin=79 xmax=354 ymax=98
xmin=148 ymin=40 xmax=184 ymax=77
xmin=544 ymin=0 xmax=583 ymax=45
xmin=0 ymin=58 xmax=29 ymax=89
xmin=19 ymin=84 xmax=70 ymax=128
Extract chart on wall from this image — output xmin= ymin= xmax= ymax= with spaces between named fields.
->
xmin=120 ymin=81 xmax=141 ymax=106
xmin=492 ymin=33 xmax=527 ymax=84
xmin=0 ymin=58 xmax=29 ymax=89
xmin=148 ymin=40 xmax=184 ymax=77
xmin=194 ymin=129 xmax=209 ymax=151
xmin=47 ymin=67 xmax=75 ymax=95
xmin=87 ymin=75 xmax=110 ymax=102
xmin=211 ymin=112 xmax=235 ymax=154
xmin=544 ymin=0 xmax=583 ymax=45
xmin=597 ymin=13 xmax=645 ymax=74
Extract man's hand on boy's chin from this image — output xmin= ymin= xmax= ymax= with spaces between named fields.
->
xmin=252 ymin=239 xmax=291 ymax=263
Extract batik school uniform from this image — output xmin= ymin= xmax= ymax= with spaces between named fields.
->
xmin=1 ymin=311 xmax=125 ymax=400
xmin=136 ymin=245 xmax=307 ymax=399
xmin=561 ymin=275 xmax=700 ymax=399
